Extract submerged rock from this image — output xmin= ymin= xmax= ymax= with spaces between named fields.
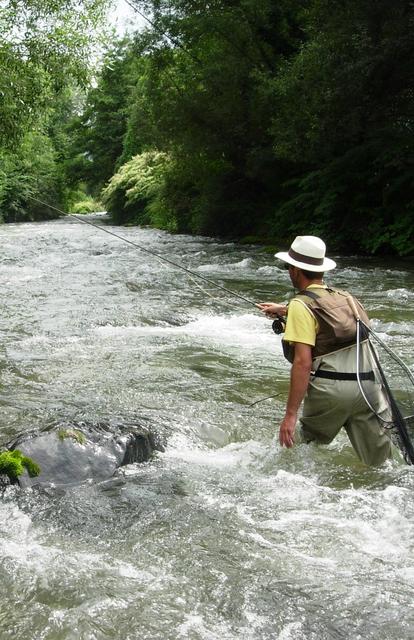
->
xmin=0 ymin=419 xmax=164 ymax=489
xmin=0 ymin=474 xmax=11 ymax=488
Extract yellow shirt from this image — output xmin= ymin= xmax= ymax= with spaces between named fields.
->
xmin=283 ymin=285 xmax=327 ymax=346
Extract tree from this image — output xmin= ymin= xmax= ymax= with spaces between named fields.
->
xmin=0 ymin=131 xmax=62 ymax=222
xmin=0 ymin=0 xmax=109 ymax=145
xmin=64 ymin=38 xmax=140 ymax=195
xmin=268 ymin=0 xmax=414 ymax=253
xmin=62 ymin=0 xmax=414 ymax=255
xmin=119 ymin=0 xmax=306 ymax=235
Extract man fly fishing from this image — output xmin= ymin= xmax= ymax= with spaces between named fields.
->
xmin=258 ymin=235 xmax=395 ymax=466
xmin=29 ymin=197 xmax=414 ymax=465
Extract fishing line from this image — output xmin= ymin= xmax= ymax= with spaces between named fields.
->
xmin=27 ymin=197 xmax=281 ymax=409
xmin=248 ymin=393 xmax=281 ymax=408
xmin=122 ymin=0 xmax=266 ymax=72
xmin=28 ymin=196 xmax=258 ymax=309
xmin=364 ymin=324 xmax=414 ymax=387
xmin=185 ymin=272 xmax=245 ymax=311
xmin=25 ymin=198 xmax=414 ymax=445
xmin=123 ymin=0 xmax=201 ymax=64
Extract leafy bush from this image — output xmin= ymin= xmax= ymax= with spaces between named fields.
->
xmin=101 ymin=151 xmax=171 ymax=226
xmin=70 ymin=198 xmax=103 ymax=214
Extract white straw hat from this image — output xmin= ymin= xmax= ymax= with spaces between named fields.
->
xmin=275 ymin=235 xmax=336 ymax=272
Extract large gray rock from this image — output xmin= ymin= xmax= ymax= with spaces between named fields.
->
xmin=1 ymin=419 xmax=164 ymax=489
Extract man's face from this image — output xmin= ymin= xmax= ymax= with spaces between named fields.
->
xmin=288 ymin=265 xmax=300 ymax=288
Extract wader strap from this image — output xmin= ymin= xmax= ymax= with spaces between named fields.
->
xmin=297 ymin=289 xmax=321 ymax=301
xmin=313 ymin=369 xmax=375 ymax=382
xmin=297 ymin=287 xmax=338 ymax=302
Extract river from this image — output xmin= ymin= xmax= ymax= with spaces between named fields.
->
xmin=0 ymin=215 xmax=414 ymax=640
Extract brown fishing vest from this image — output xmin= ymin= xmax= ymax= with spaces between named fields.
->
xmin=282 ymin=287 xmax=370 ymax=363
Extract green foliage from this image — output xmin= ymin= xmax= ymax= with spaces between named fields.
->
xmin=64 ymin=39 xmax=140 ymax=195
xmin=136 ymin=1 xmax=292 ymax=236
xmin=0 ymin=131 xmax=64 ymax=222
xmin=101 ymin=151 xmax=172 ymax=227
xmin=0 ymin=3 xmax=110 ymax=224
xmin=59 ymin=0 xmax=414 ymax=255
xmin=0 ymin=450 xmax=41 ymax=479
xmin=266 ymin=0 xmax=414 ymax=254
xmin=70 ymin=197 xmax=103 ymax=214
xmin=1 ymin=0 xmax=412 ymax=255
xmin=271 ymin=0 xmax=414 ymax=163
xmin=0 ymin=0 xmax=110 ymax=146
xmin=266 ymin=140 xmax=414 ymax=256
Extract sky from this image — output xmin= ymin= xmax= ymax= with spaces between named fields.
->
xmin=108 ymin=0 xmax=148 ymax=34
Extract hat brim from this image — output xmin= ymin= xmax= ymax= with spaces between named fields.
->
xmin=275 ymin=251 xmax=336 ymax=272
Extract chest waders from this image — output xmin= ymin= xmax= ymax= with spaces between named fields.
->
xmin=347 ymin=296 xmax=414 ymax=465
xmin=283 ymin=287 xmax=414 ymax=464
xmin=282 ymin=286 xmax=370 ymax=366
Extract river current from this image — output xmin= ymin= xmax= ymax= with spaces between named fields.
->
xmin=1 ymin=216 xmax=414 ymax=640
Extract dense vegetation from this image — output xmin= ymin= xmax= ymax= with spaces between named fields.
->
xmin=1 ymin=0 xmax=414 ymax=254
xmin=0 ymin=0 xmax=108 ymax=221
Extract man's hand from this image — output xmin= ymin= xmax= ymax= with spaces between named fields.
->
xmin=279 ymin=413 xmax=297 ymax=447
xmin=278 ymin=343 xmax=312 ymax=449
xmin=256 ymin=302 xmax=287 ymax=318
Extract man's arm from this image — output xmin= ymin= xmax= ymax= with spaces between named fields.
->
xmin=279 ymin=342 xmax=313 ymax=447
xmin=256 ymin=302 xmax=287 ymax=317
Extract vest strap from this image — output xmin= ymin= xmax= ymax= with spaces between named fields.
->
xmin=297 ymin=289 xmax=321 ymax=301
xmin=297 ymin=287 xmax=335 ymax=301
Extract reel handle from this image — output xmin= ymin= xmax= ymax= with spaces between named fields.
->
xmin=347 ymin=296 xmax=360 ymax=320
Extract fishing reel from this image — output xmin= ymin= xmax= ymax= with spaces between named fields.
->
xmin=272 ymin=314 xmax=286 ymax=335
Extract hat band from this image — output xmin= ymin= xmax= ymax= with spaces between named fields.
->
xmin=288 ymin=248 xmax=324 ymax=266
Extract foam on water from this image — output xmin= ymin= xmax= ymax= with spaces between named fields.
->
xmin=257 ymin=264 xmax=285 ymax=276
xmin=196 ymin=257 xmax=254 ymax=272
xmin=372 ymin=318 xmax=414 ymax=337
xmin=94 ymin=312 xmax=280 ymax=355
xmin=1 ymin=265 xmax=44 ymax=283
xmin=277 ymin=622 xmax=306 ymax=640
xmin=385 ymin=287 xmax=414 ymax=301
xmin=162 ymin=438 xmax=265 ymax=467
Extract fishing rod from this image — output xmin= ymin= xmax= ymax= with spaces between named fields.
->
xmin=28 ymin=197 xmax=414 ymax=434
xmin=27 ymin=196 xmax=258 ymax=309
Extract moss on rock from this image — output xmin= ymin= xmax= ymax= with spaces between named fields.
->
xmin=0 ymin=450 xmax=41 ymax=479
xmin=58 ymin=429 xmax=86 ymax=445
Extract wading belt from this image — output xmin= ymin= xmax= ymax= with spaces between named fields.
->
xmin=313 ymin=370 xmax=375 ymax=382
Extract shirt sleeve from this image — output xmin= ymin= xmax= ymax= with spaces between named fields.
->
xmin=283 ymin=299 xmax=318 ymax=346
